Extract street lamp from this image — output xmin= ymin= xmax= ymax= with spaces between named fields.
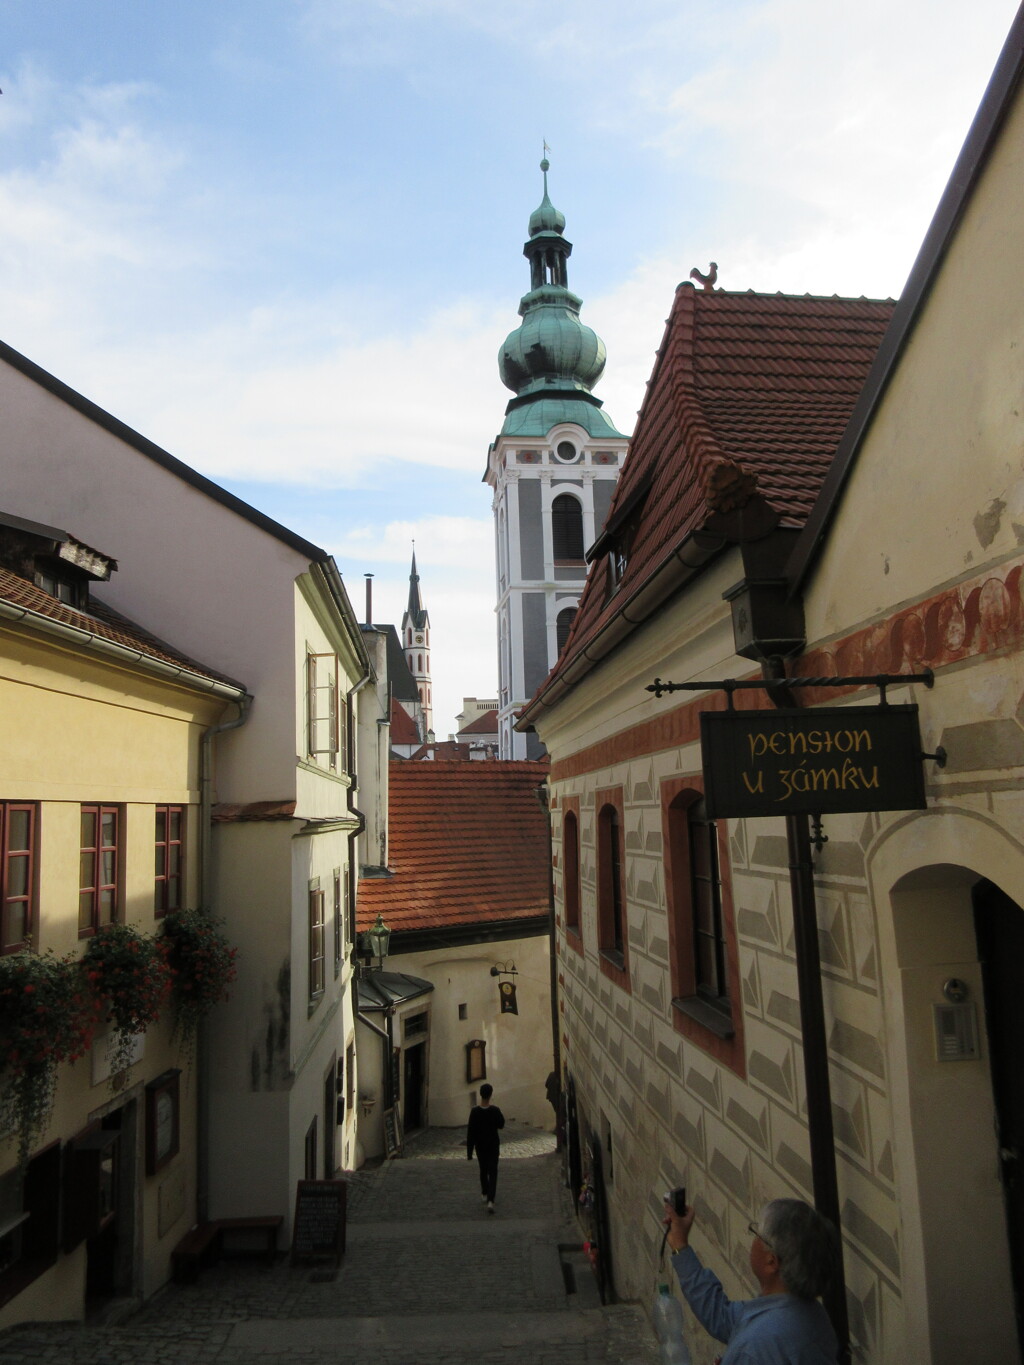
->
xmin=365 ymin=913 xmax=391 ymax=971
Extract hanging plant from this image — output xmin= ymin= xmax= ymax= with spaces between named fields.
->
xmin=83 ymin=923 xmax=172 ymax=1085
xmin=161 ymin=909 xmax=238 ymax=1062
xmin=0 ymin=950 xmax=100 ymax=1165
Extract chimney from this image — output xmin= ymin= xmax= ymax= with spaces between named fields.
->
xmin=364 ymin=573 xmax=374 ymax=626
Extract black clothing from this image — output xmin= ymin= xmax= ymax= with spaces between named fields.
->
xmin=467 ymin=1103 xmax=505 ymax=1203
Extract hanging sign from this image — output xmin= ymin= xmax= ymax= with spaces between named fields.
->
xmin=499 ymin=981 xmax=519 ymax=1015
xmin=700 ymin=705 xmax=927 ymax=819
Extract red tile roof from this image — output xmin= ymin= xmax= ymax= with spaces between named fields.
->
xmin=389 ymin=695 xmax=421 ymax=745
xmin=0 ymin=567 xmax=245 ymax=692
xmin=537 ymin=285 xmax=895 ymax=700
xmin=457 ymin=708 xmax=499 ymax=736
xmin=357 ymin=760 xmax=551 ymax=934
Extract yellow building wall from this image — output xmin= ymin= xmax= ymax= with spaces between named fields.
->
xmin=0 ymin=625 xmax=228 ymax=1328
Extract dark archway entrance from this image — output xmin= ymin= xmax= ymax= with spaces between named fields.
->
xmin=403 ymin=1042 xmax=426 ymax=1133
xmin=973 ymin=879 xmax=1024 ymax=1353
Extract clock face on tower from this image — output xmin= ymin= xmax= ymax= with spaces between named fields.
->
xmin=416 ymin=634 xmax=423 ymax=643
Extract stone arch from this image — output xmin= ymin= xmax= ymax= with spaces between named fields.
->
xmin=865 ymin=806 xmax=1023 ymax=1362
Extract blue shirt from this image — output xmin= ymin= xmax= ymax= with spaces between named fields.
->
xmin=672 ymin=1247 xmax=837 ymax=1364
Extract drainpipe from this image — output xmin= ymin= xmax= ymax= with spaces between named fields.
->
xmin=197 ymin=694 xmax=252 ymax=1226
xmin=346 ymin=669 xmax=372 ymax=949
xmin=534 ymin=781 xmax=562 ymax=1123
xmin=763 ymin=658 xmax=850 ymax=1364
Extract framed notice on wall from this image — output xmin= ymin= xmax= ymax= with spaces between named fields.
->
xmin=145 ymin=1069 xmax=181 ymax=1176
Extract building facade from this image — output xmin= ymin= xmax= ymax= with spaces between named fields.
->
xmin=0 ymin=344 xmax=371 ymax=1248
xmin=484 ymin=162 xmax=627 ymax=759
xmin=519 ymin=15 xmax=1024 ymax=1360
xmin=0 ymin=513 xmax=245 ymax=1326
xmin=356 ymin=760 xmax=555 ymax=1161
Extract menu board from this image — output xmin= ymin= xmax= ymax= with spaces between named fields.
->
xmin=290 ymin=1179 xmax=346 ymax=1264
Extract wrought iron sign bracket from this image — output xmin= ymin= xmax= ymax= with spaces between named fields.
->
xmin=646 ymin=668 xmax=935 ymax=709
xmin=644 ymin=666 xmax=950 ymax=846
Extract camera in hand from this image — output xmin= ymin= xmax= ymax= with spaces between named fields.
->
xmin=664 ymin=1186 xmax=687 ymax=1216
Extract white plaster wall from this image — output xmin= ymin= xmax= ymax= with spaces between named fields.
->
xmin=396 ymin=933 xmax=555 ymax=1129
xmin=804 ymin=93 xmax=1024 ymax=642
xmin=0 ymin=358 xmax=308 ymax=800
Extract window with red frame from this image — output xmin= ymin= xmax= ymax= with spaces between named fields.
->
xmin=666 ymin=790 xmax=734 ymax=1034
xmin=597 ymin=802 xmax=626 ymax=966
xmin=309 ymin=883 xmax=325 ymax=1002
xmin=1 ymin=804 xmax=36 ymax=954
xmin=79 ymin=806 xmax=119 ymax=937
xmin=154 ymin=806 xmax=184 ymax=917
xmin=563 ymin=810 xmax=581 ymax=934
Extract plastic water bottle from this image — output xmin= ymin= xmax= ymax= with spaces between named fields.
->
xmin=653 ymin=1282 xmax=692 ymax=1365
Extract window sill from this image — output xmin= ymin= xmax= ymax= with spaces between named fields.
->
xmin=672 ymin=995 xmax=734 ymax=1040
xmin=599 ymin=947 xmax=626 ymax=973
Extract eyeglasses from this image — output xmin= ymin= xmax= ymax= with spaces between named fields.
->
xmin=747 ymin=1221 xmax=776 ymax=1253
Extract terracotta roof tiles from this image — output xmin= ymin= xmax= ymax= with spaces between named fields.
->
xmin=543 ymin=286 xmax=895 ymax=695
xmin=0 ymin=567 xmax=245 ymax=692
xmin=457 ymin=708 xmax=499 ymax=736
xmin=357 ymin=760 xmax=550 ymax=934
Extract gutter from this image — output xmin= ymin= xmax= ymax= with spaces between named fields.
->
xmin=0 ymin=598 xmax=248 ymax=700
xmin=314 ymin=557 xmax=373 ymax=674
xmin=517 ymin=526 xmax=728 ymax=727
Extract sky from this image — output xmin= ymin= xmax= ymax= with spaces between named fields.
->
xmin=0 ymin=0 xmax=1019 ymax=736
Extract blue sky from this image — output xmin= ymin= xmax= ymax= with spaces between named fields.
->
xmin=0 ymin=0 xmax=1018 ymax=734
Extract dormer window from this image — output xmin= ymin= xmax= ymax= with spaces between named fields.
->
xmin=34 ymin=566 xmax=88 ymax=610
xmin=585 ymin=477 xmax=652 ymax=601
xmin=606 ymin=510 xmax=640 ymax=596
xmin=0 ymin=511 xmax=115 ymax=610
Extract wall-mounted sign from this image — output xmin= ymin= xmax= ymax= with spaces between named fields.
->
xmin=700 ymin=705 xmax=927 ymax=819
xmin=499 ymin=981 xmax=519 ymax=1015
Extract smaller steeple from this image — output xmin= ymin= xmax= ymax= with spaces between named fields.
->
xmin=405 ymin=548 xmax=428 ymax=630
xmin=401 ymin=545 xmax=432 ymax=736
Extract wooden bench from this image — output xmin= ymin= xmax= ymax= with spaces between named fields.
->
xmin=172 ymin=1214 xmax=283 ymax=1283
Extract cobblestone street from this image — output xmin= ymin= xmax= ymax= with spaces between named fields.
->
xmin=0 ymin=1124 xmax=660 ymax=1365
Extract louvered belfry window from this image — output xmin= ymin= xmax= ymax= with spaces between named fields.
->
xmin=552 ymin=494 xmax=584 ymax=561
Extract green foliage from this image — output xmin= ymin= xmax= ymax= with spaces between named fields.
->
xmin=162 ymin=909 xmax=238 ymax=1060
xmin=0 ymin=951 xmax=100 ymax=1165
xmin=83 ymin=924 xmax=172 ymax=1085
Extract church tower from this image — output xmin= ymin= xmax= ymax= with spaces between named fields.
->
xmin=401 ymin=549 xmax=432 ymax=738
xmin=484 ymin=160 xmax=627 ymax=760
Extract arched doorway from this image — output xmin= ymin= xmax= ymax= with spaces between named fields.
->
xmin=972 ymin=879 xmax=1024 ymax=1348
xmin=872 ymin=811 xmax=1024 ymax=1362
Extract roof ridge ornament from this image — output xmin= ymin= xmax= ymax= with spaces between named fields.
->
xmin=689 ymin=261 xmax=718 ymax=291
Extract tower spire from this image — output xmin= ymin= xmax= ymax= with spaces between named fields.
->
xmin=401 ymin=545 xmax=432 ymax=738
xmin=495 ymin=158 xmax=622 ymax=439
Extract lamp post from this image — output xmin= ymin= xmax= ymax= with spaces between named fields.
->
xmin=365 ymin=913 xmax=391 ymax=971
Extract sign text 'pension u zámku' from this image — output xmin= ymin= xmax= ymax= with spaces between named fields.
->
xmin=700 ymin=706 xmax=927 ymax=820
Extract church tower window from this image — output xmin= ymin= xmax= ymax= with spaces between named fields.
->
xmin=552 ymin=495 xmax=584 ymax=562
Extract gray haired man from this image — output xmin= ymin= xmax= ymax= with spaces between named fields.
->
xmin=663 ymin=1193 xmax=838 ymax=1363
